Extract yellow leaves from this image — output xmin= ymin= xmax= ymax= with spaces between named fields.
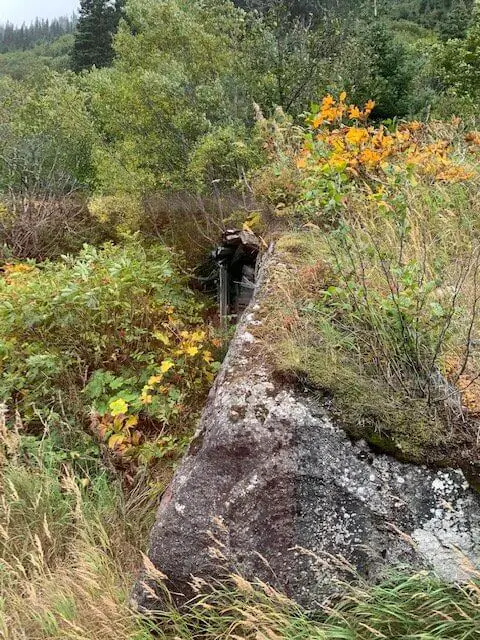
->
xmin=106 ymin=418 xmax=143 ymax=453
xmin=3 ymin=263 xmax=34 ymax=275
xmin=109 ymin=398 xmax=128 ymax=416
xmin=312 ymin=93 xmax=348 ymax=127
xmin=330 ymin=136 xmax=346 ymax=153
xmin=328 ymin=153 xmax=348 ymax=171
xmin=359 ymin=148 xmax=382 ymax=168
xmin=101 ymin=320 xmax=219 ymax=457
xmin=312 ymin=113 xmax=324 ymax=129
xmin=160 ymin=359 xmax=174 ymax=373
xmin=297 ymin=94 xmax=475 ymax=188
xmin=395 ymin=129 xmax=411 ymax=145
xmin=203 ymin=350 xmax=214 ymax=364
xmin=296 ymin=152 xmax=310 ymax=169
xmin=153 ymin=330 xmax=170 ymax=345
xmin=92 ymin=321 xmax=220 ymax=464
xmin=436 ymin=165 xmax=474 ymax=183
xmin=364 ymin=99 xmax=375 ymax=116
xmin=100 ymin=411 xmax=141 ymax=452
xmin=108 ymin=433 xmax=125 ymax=448
xmin=345 ymin=127 xmax=369 ymax=146
xmin=348 ymin=105 xmax=361 ymax=119
xmin=3 ymin=262 xmax=36 ymax=285
xmin=347 ymin=100 xmax=374 ymax=121
xmin=406 ymin=139 xmax=473 ymax=183
xmin=408 ymin=121 xmax=422 ymax=133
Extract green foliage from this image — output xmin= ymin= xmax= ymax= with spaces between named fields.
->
xmin=187 ymin=125 xmax=264 ymax=191
xmin=0 ymin=71 xmax=101 ymax=259
xmin=236 ymin=1 xmax=345 ymax=114
xmin=340 ymin=21 xmax=415 ymax=119
xmin=433 ymin=15 xmax=480 ymax=104
xmin=0 ymin=34 xmax=74 ymax=81
xmin=146 ymin=570 xmax=480 ymax=639
xmin=379 ymin=0 xmax=474 ymax=35
xmin=84 ymin=0 xmax=248 ymax=196
xmin=71 ymin=0 xmax=124 ymax=73
xmin=4 ymin=0 xmax=474 ymax=209
xmin=0 ymin=72 xmax=95 ymax=195
xmin=0 ymin=17 xmax=76 ymax=54
xmin=439 ymin=0 xmax=474 ymax=40
xmin=0 ymin=241 xmax=219 ymax=464
xmin=83 ymin=0 xmax=382 ymax=201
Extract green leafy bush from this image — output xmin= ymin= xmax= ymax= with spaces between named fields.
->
xmin=187 ymin=125 xmax=263 ymax=192
xmin=0 ymin=241 xmax=219 ymax=464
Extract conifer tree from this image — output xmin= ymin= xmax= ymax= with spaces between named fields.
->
xmin=71 ymin=0 xmax=123 ymax=72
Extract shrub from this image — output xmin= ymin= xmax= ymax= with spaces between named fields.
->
xmin=259 ymin=96 xmax=480 ymax=468
xmin=143 ymin=190 xmax=259 ymax=266
xmin=0 ymin=241 xmax=220 ymax=465
xmin=187 ymin=125 xmax=264 ymax=192
xmin=88 ymin=194 xmax=145 ymax=236
xmin=0 ymin=73 xmax=95 ymax=196
xmin=249 ymin=106 xmax=304 ymax=211
xmin=0 ymin=195 xmax=107 ymax=261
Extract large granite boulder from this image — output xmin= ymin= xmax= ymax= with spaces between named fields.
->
xmin=133 ymin=260 xmax=480 ymax=610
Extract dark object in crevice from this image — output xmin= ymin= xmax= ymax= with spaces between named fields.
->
xmin=193 ymin=229 xmax=261 ymax=323
xmin=192 ymin=229 xmax=261 ymax=323
xmin=213 ymin=229 xmax=260 ymax=321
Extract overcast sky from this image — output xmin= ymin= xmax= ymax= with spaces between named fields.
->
xmin=0 ymin=0 xmax=79 ymax=24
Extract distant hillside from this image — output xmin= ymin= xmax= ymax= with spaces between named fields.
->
xmin=0 ymin=16 xmax=76 ymax=54
xmin=384 ymin=0 xmax=474 ymax=37
xmin=0 ymin=17 xmax=76 ymax=80
xmin=233 ymin=0 xmax=474 ymax=37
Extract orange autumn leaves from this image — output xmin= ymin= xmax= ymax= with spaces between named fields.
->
xmin=297 ymin=93 xmax=473 ymax=184
xmin=310 ymin=92 xmax=375 ymax=128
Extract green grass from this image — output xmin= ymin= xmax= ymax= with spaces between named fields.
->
xmin=1 ymin=416 xmax=479 ymax=639
xmin=144 ymin=570 xmax=480 ymax=639
xmin=260 ymin=157 xmax=480 ymax=472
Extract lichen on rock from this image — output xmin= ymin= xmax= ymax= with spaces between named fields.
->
xmin=133 ymin=252 xmax=480 ymax=611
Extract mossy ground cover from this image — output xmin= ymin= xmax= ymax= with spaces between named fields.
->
xmin=255 ymin=98 xmax=480 ymax=477
xmin=261 ymin=230 xmax=478 ymax=472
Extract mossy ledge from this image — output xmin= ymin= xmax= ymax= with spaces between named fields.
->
xmin=257 ymin=232 xmax=480 ymax=481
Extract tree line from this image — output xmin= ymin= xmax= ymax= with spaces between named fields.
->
xmin=0 ymin=17 xmax=77 ymax=53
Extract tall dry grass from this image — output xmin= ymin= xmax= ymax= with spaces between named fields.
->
xmin=0 ymin=452 xmax=156 ymax=640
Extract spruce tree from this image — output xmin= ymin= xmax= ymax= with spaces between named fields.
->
xmin=71 ymin=0 xmax=123 ymax=72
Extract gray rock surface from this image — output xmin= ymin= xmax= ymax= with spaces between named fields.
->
xmin=133 ymin=260 xmax=480 ymax=610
